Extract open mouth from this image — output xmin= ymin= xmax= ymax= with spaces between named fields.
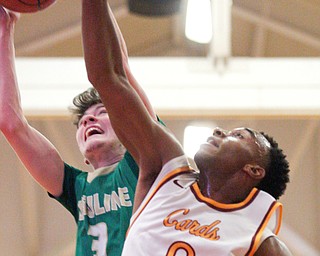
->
xmin=207 ymin=137 xmax=219 ymax=148
xmin=85 ymin=126 xmax=104 ymax=141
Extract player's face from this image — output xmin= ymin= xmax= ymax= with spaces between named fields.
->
xmin=194 ymin=127 xmax=270 ymax=175
xmin=76 ymin=103 xmax=122 ymax=159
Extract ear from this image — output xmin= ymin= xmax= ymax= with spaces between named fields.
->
xmin=84 ymin=159 xmax=90 ymax=165
xmin=243 ymin=164 xmax=265 ymax=180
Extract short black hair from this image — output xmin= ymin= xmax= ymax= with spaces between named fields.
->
xmin=69 ymin=87 xmax=102 ymax=126
xmin=256 ymin=132 xmax=290 ymax=200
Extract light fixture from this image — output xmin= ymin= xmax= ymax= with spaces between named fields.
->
xmin=185 ymin=0 xmax=212 ymax=44
xmin=183 ymin=125 xmax=214 ymax=158
xmin=128 ymin=0 xmax=181 ymax=16
xmin=210 ymin=0 xmax=232 ymax=59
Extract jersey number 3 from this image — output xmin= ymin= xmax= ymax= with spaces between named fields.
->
xmin=88 ymin=223 xmax=108 ymax=256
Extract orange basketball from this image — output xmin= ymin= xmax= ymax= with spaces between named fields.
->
xmin=0 ymin=0 xmax=56 ymax=13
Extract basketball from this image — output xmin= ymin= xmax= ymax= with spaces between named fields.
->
xmin=0 ymin=0 xmax=56 ymax=13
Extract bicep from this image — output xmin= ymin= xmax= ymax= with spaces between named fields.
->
xmin=4 ymin=123 xmax=64 ymax=196
xmin=254 ymin=236 xmax=293 ymax=256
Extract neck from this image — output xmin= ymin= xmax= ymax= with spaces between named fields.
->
xmin=198 ymin=173 xmax=254 ymax=204
xmin=89 ymin=152 xmax=125 ymax=170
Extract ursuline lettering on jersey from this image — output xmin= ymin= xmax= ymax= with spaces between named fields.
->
xmin=163 ymin=209 xmax=221 ymax=241
xmin=78 ymin=187 xmax=132 ymax=220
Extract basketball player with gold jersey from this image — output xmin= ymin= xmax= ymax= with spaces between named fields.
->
xmin=81 ymin=0 xmax=292 ymax=255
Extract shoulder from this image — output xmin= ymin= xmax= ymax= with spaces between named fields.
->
xmin=119 ymin=151 xmax=139 ymax=176
xmin=64 ymin=162 xmax=83 ymax=173
xmin=254 ymin=236 xmax=292 ymax=256
xmin=122 ymin=151 xmax=136 ymax=164
xmin=63 ymin=162 xmax=87 ymax=180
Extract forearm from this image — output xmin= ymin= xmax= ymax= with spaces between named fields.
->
xmin=81 ymin=0 xmax=156 ymax=119
xmin=0 ymin=10 xmax=24 ymax=132
xmin=82 ymin=0 xmax=126 ymax=87
xmin=108 ymin=5 xmax=156 ymax=118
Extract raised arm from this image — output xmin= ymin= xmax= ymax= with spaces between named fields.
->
xmin=83 ymin=1 xmax=156 ymax=120
xmin=82 ymin=0 xmax=156 ymax=163
xmin=107 ymin=4 xmax=154 ymax=114
xmin=81 ymin=0 xmax=184 ymax=209
xmin=0 ymin=7 xmax=64 ymax=196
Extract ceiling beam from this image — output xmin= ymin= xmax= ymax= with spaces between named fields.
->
xmin=16 ymin=57 xmax=320 ymax=118
xmin=233 ymin=5 xmax=320 ymax=51
xmin=251 ymin=1 xmax=271 ymax=57
xmin=15 ymin=7 xmax=129 ymax=55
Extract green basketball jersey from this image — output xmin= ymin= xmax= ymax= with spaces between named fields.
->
xmin=51 ymin=151 xmax=138 ymax=256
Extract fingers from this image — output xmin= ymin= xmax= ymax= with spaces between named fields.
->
xmin=0 ymin=5 xmax=20 ymax=22
xmin=3 ymin=6 xmax=21 ymax=22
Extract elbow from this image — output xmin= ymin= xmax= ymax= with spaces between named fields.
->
xmin=0 ymin=111 xmax=25 ymax=136
xmin=86 ymin=68 xmax=101 ymax=87
xmin=0 ymin=110 xmax=9 ymax=132
xmin=86 ymin=68 xmax=113 ymax=89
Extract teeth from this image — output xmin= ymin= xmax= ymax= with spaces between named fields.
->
xmin=85 ymin=127 xmax=103 ymax=140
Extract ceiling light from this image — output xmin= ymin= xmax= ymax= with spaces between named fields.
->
xmin=210 ymin=0 xmax=232 ymax=59
xmin=185 ymin=0 xmax=212 ymax=44
xmin=128 ymin=0 xmax=181 ymax=16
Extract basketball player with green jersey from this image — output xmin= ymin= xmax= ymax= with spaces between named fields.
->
xmin=51 ymin=88 xmax=143 ymax=256
xmin=0 ymin=6 xmax=157 ymax=255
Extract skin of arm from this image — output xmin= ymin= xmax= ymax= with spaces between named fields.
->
xmin=107 ymin=4 xmax=156 ymax=118
xmin=81 ymin=0 xmax=184 ymax=211
xmin=0 ymin=7 xmax=64 ymax=197
xmin=254 ymin=236 xmax=293 ymax=256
